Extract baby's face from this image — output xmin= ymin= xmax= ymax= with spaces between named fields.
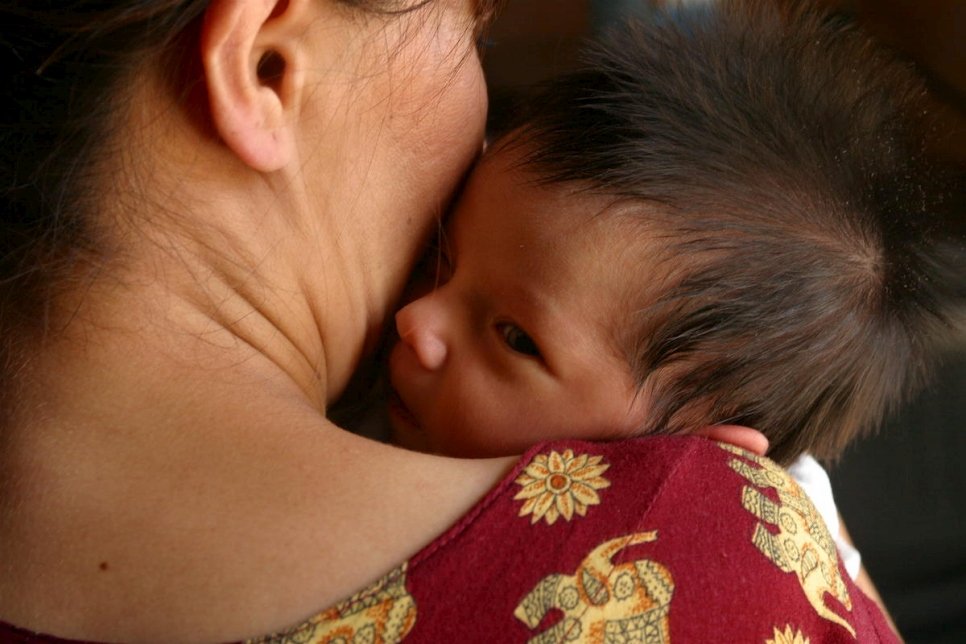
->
xmin=387 ymin=149 xmax=652 ymax=457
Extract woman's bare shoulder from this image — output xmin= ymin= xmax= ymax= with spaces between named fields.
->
xmin=0 ymin=406 xmax=515 ymax=642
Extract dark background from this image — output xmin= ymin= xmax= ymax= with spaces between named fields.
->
xmin=483 ymin=2 xmax=965 ymax=640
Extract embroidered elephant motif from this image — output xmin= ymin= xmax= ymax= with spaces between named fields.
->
xmin=720 ymin=444 xmax=855 ymax=638
xmin=514 ymin=532 xmax=674 ymax=643
xmin=251 ymin=563 xmax=416 ymax=644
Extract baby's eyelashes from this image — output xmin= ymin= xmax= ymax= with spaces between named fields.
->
xmin=496 ymin=322 xmax=542 ymax=359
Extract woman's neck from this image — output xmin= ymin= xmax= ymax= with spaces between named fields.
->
xmin=21 ymin=270 xmax=325 ymax=431
xmin=84 ymin=77 xmax=386 ymax=412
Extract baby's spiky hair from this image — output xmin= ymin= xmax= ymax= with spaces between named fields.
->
xmin=507 ymin=0 xmax=958 ymax=464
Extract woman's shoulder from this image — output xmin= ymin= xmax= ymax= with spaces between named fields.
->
xmin=250 ymin=436 xmax=898 ymax=643
xmin=0 ymin=411 xmax=514 ymax=642
xmin=0 ymin=435 xmax=898 ymax=642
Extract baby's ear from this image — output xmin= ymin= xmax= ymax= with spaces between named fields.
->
xmin=201 ymin=0 xmax=310 ymax=172
xmin=694 ymin=425 xmax=769 ymax=456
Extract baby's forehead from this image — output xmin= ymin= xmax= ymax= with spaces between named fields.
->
xmin=569 ymin=202 xmax=683 ymax=327
xmin=533 ymin=202 xmax=675 ymax=344
xmin=462 ymin=141 xmax=680 ymax=302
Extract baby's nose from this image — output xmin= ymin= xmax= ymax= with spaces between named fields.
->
xmin=395 ymin=296 xmax=448 ymax=370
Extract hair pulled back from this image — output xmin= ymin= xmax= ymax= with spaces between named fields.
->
xmin=0 ymin=1 xmax=214 ymax=419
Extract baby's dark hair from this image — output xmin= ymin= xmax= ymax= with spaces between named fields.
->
xmin=506 ymin=0 xmax=959 ymax=465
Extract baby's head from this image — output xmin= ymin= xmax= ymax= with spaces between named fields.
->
xmin=388 ymin=0 xmax=953 ymax=465
xmin=389 ymin=146 xmax=659 ymax=457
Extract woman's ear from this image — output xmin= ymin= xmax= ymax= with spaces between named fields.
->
xmin=201 ymin=0 xmax=309 ymax=172
xmin=694 ymin=425 xmax=769 ymax=456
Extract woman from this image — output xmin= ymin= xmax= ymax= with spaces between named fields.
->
xmin=0 ymin=0 xmax=514 ymax=639
xmin=0 ymin=1 xmax=897 ymax=641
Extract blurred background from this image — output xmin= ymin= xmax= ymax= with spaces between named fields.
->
xmin=483 ymin=1 xmax=965 ymax=641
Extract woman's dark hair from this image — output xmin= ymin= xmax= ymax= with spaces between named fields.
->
xmin=510 ymin=0 xmax=961 ymax=464
xmin=0 ymin=0 xmax=503 ymax=425
xmin=0 ymin=1 xmax=212 ymax=426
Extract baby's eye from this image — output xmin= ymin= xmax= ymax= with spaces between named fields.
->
xmin=497 ymin=323 xmax=541 ymax=358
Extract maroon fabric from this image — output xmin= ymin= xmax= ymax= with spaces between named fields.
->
xmin=396 ymin=437 xmax=897 ymax=642
xmin=0 ymin=437 xmax=899 ymax=643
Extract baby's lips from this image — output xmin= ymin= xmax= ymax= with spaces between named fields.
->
xmin=387 ymin=338 xmax=411 ymax=384
xmin=388 ymin=388 xmax=419 ymax=427
xmin=387 ymin=341 xmax=423 ymax=403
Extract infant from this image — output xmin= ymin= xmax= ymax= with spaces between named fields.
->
xmin=387 ymin=1 xmax=948 ymax=469
xmin=381 ymin=2 xmax=951 ymax=585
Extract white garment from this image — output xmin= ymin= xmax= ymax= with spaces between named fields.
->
xmin=788 ymin=453 xmax=862 ymax=579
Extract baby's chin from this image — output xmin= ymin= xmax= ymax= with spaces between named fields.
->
xmin=387 ymin=408 xmax=478 ymax=458
xmin=386 ymin=392 xmax=515 ymax=458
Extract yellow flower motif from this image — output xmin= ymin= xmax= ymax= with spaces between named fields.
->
xmin=514 ymin=449 xmax=610 ymax=525
xmin=765 ymin=625 xmax=811 ymax=644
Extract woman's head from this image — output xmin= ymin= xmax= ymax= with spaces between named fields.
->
xmin=1 ymin=0 xmax=499 ymax=410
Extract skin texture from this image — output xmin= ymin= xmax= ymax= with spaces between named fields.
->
xmin=0 ymin=1 xmax=518 ymax=641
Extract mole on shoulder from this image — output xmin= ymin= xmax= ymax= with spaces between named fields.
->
xmin=99 ymin=561 xmax=109 ymax=571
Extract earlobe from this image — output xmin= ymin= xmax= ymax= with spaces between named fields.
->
xmin=201 ymin=0 xmax=307 ymax=172
xmin=695 ymin=425 xmax=769 ymax=456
